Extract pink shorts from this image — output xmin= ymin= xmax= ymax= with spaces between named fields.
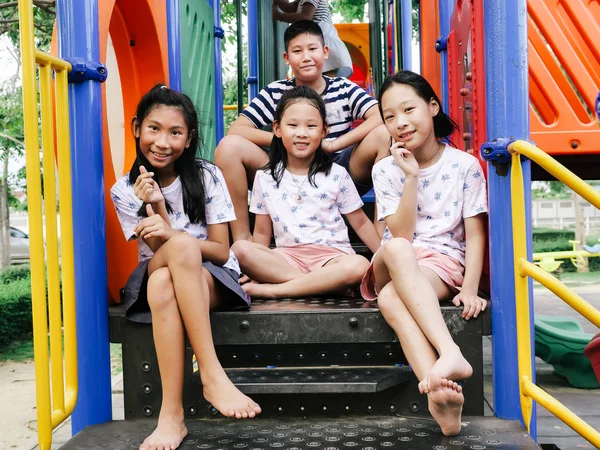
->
xmin=274 ymin=244 xmax=349 ymax=273
xmin=360 ymin=246 xmax=465 ymax=301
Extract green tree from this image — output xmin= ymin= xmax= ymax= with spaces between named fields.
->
xmin=330 ymin=0 xmax=367 ymax=22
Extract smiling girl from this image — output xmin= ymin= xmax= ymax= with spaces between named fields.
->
xmin=360 ymin=71 xmax=488 ymax=436
xmin=231 ymin=85 xmax=380 ymax=299
xmin=111 ymin=85 xmax=261 ymax=450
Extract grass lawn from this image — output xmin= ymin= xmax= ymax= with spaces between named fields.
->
xmin=0 ymin=337 xmax=123 ymax=377
xmin=0 ymin=338 xmax=34 ymax=362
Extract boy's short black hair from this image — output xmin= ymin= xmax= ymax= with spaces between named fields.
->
xmin=284 ymin=20 xmax=325 ymax=50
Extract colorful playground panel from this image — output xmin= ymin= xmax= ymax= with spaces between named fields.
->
xmin=535 ymin=316 xmax=600 ymax=389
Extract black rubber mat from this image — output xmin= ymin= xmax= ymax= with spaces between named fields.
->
xmin=61 ymin=415 xmax=541 ymax=449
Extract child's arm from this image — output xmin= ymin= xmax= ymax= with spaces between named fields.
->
xmin=451 ymin=213 xmax=487 ymax=320
xmin=227 ymin=115 xmax=274 ymax=148
xmin=253 ymin=214 xmax=273 ymax=248
xmin=203 ymin=222 xmax=236 ymax=266
xmin=383 ymin=144 xmax=419 ymax=240
xmin=274 ymin=0 xmax=300 ymax=13
xmin=322 ymin=106 xmax=383 ymax=154
xmin=345 ymin=209 xmax=381 ymax=253
xmin=273 ymin=1 xmax=315 ymax=22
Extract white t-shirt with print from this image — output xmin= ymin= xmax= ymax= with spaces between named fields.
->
xmin=373 ymin=146 xmax=487 ymax=265
xmin=250 ymin=163 xmax=363 ymax=254
xmin=111 ymin=162 xmax=241 ymax=273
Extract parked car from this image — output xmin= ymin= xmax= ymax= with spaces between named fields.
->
xmin=10 ymin=226 xmax=30 ymax=263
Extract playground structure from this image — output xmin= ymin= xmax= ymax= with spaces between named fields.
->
xmin=534 ymin=239 xmax=600 ymax=273
xmin=15 ymin=0 xmax=600 ymax=449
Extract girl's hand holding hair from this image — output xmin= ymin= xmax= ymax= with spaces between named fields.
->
xmin=135 ymin=204 xmax=177 ymax=243
xmin=452 ymin=290 xmax=488 ymax=321
xmin=390 ymin=141 xmax=419 ymax=179
xmin=134 ymin=166 xmax=164 ymax=205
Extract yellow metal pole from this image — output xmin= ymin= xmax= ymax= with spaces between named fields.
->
xmin=521 ymin=260 xmax=600 ymax=328
xmin=510 ymin=152 xmax=533 ymax=432
xmin=510 ymin=140 xmax=600 ymax=209
xmin=39 ymin=63 xmax=65 ymax=414
xmin=55 ymin=67 xmax=78 ymax=416
xmin=522 ymin=378 xmax=600 ymax=448
xmin=17 ymin=0 xmax=51 ymax=448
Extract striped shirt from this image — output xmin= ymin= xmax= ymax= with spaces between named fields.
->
xmin=298 ymin=0 xmax=332 ymax=24
xmin=240 ymin=76 xmax=377 ymax=142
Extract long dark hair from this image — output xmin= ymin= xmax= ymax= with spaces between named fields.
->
xmin=264 ymin=85 xmax=332 ymax=187
xmin=378 ymin=71 xmax=459 ymax=141
xmin=128 ymin=84 xmax=208 ymax=224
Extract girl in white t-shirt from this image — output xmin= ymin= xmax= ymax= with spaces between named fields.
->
xmin=232 ymin=86 xmax=380 ymax=298
xmin=111 ymin=85 xmax=261 ymax=450
xmin=361 ymin=71 xmax=488 ymax=436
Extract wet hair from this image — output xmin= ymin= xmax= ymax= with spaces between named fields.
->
xmin=264 ymin=85 xmax=332 ymax=187
xmin=284 ymin=20 xmax=325 ymax=51
xmin=378 ymin=70 xmax=459 ymax=140
xmin=128 ymin=84 xmax=209 ymax=224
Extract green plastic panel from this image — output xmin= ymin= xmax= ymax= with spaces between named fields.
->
xmin=180 ymin=0 xmax=216 ymax=160
xmin=257 ymin=1 xmax=287 ymax=88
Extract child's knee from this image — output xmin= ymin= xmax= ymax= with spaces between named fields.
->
xmin=147 ymin=268 xmax=175 ymax=310
xmin=382 ymin=238 xmax=414 ymax=264
xmin=376 ymin=286 xmax=400 ymax=313
xmin=167 ymin=233 xmax=204 ymax=267
xmin=215 ymin=135 xmax=249 ymax=165
xmin=231 ymin=240 xmax=253 ymax=267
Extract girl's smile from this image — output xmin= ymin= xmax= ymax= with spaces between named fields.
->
xmin=273 ymin=100 xmax=327 ymax=166
xmin=136 ymin=104 xmax=191 ymax=173
xmin=381 ymin=84 xmax=439 ymax=151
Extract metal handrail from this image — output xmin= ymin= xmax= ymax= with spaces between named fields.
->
xmin=508 ymin=139 xmax=600 ymax=448
xmin=18 ymin=1 xmax=77 ymax=449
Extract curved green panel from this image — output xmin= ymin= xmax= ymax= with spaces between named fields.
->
xmin=180 ymin=0 xmax=216 ymax=160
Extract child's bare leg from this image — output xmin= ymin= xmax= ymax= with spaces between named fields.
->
xmin=231 ymin=241 xmax=304 ymax=283
xmin=374 ymin=238 xmax=472 ymax=384
xmin=139 ymin=269 xmax=188 ymax=450
xmin=377 ymin=282 xmax=464 ymax=435
xmin=348 ymin=124 xmax=390 ymax=185
xmin=242 ymin=254 xmax=369 ymax=298
xmin=214 ymin=135 xmax=269 ymax=242
xmin=148 ymin=234 xmax=261 ymax=419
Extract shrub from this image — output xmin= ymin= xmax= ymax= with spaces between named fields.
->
xmin=0 ymin=264 xmax=31 ymax=284
xmin=532 ymin=228 xmax=575 ymax=244
xmin=0 ymin=277 xmax=33 ymax=348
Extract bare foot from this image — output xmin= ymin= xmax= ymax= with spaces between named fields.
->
xmin=427 ymin=374 xmax=464 ymax=436
xmin=418 ymin=346 xmax=472 ymax=393
xmin=242 ymin=281 xmax=278 ymax=299
xmin=203 ymin=372 xmax=262 ymax=419
xmin=139 ymin=412 xmax=188 ymax=450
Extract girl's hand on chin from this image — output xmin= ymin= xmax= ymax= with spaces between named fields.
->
xmin=134 ymin=165 xmax=164 ymax=204
xmin=390 ymin=142 xmax=419 ymax=178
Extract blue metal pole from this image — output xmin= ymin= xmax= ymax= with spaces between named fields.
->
xmin=438 ymin=0 xmax=454 ymax=108
xmin=247 ymin=0 xmax=259 ymax=100
xmin=483 ymin=0 xmax=536 ymax=437
xmin=400 ymin=0 xmax=413 ymax=71
xmin=167 ymin=0 xmax=182 ymax=92
xmin=210 ymin=0 xmax=225 ymax=142
xmin=56 ymin=0 xmax=111 ymax=434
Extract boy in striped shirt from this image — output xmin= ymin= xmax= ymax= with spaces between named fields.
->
xmin=215 ymin=20 xmax=389 ymax=242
